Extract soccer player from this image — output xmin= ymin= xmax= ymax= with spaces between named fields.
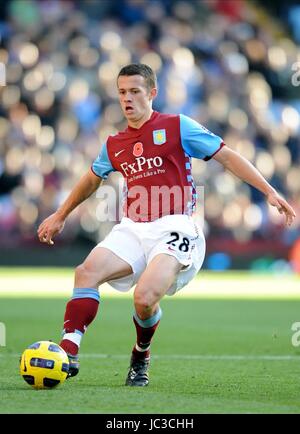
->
xmin=38 ymin=64 xmax=296 ymax=386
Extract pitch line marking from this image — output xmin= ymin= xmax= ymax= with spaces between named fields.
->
xmin=2 ymin=353 xmax=296 ymax=361
xmin=1 ymin=353 xmax=299 ymax=361
xmin=79 ymin=354 xmax=300 ymax=361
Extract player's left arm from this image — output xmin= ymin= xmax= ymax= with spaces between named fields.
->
xmin=213 ymin=145 xmax=296 ymax=226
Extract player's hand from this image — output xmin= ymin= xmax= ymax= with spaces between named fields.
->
xmin=266 ymin=191 xmax=296 ymax=227
xmin=37 ymin=212 xmax=65 ymax=245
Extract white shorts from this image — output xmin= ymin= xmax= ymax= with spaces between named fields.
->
xmin=97 ymin=214 xmax=206 ymax=295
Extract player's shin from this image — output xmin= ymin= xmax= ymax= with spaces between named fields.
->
xmin=60 ymin=288 xmax=100 ymax=356
xmin=132 ymin=307 xmax=162 ymax=359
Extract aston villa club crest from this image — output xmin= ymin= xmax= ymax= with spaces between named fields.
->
xmin=153 ymin=129 xmax=166 ymax=145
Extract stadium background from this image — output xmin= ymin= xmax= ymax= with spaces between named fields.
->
xmin=0 ymin=0 xmax=300 ymax=271
xmin=1 ymin=0 xmax=300 ymax=415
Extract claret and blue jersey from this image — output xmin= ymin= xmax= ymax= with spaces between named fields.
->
xmin=91 ymin=111 xmax=224 ymax=222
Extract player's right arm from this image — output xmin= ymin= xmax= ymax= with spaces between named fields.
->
xmin=38 ymin=170 xmax=102 ymax=245
xmin=38 ymin=141 xmax=115 ymax=245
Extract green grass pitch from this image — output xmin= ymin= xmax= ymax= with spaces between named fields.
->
xmin=1 ymin=268 xmax=300 ymax=414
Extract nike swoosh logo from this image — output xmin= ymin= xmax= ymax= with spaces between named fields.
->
xmin=115 ymin=150 xmax=125 ymax=157
xmin=168 ymin=246 xmax=176 ymax=252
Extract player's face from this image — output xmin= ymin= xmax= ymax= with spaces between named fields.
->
xmin=117 ymin=75 xmax=157 ymax=126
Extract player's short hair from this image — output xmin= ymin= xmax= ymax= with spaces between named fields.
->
xmin=117 ymin=64 xmax=157 ymax=90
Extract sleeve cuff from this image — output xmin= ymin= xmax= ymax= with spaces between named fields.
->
xmin=90 ymin=166 xmax=104 ymax=178
xmin=203 ymin=142 xmax=225 ymax=161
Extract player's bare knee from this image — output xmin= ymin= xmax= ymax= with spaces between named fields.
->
xmin=135 ymin=299 xmax=151 ymax=313
xmin=74 ymin=263 xmax=97 ymax=287
xmin=134 ymin=290 xmax=159 ymax=313
xmin=74 ymin=263 xmax=86 ymax=284
xmin=74 ymin=264 xmax=84 ymax=279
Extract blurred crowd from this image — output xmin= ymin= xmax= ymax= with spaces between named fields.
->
xmin=0 ymin=0 xmax=300 ymax=268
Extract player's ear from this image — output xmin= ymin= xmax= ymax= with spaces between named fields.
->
xmin=149 ymin=87 xmax=157 ymax=101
